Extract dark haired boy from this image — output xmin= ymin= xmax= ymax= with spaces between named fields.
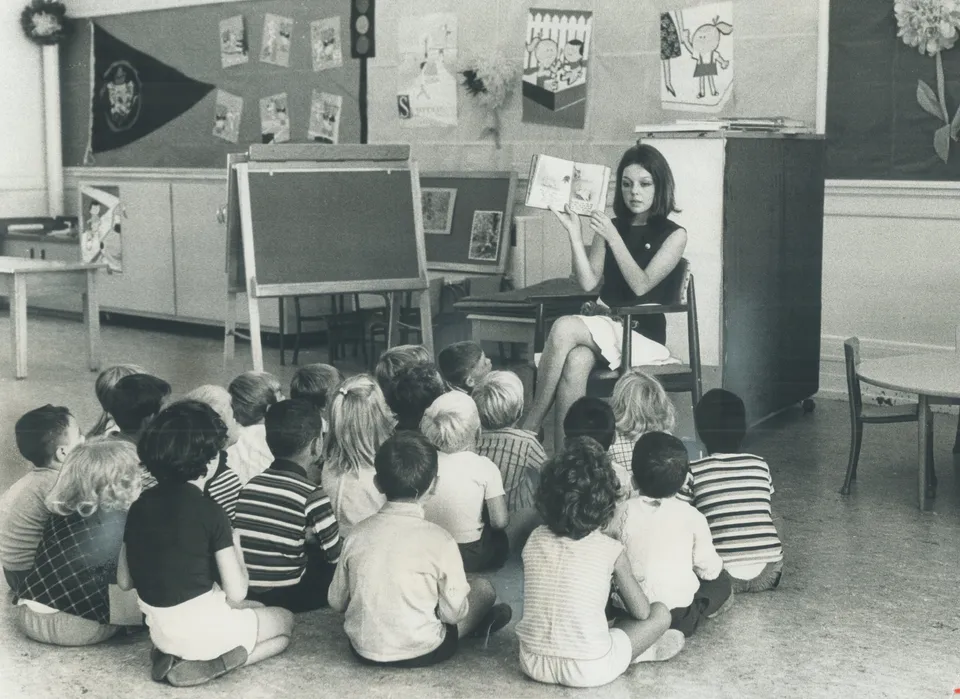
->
xmin=234 ymin=399 xmax=341 ymax=612
xmin=329 ymin=431 xmax=510 ymax=667
xmin=607 ymin=432 xmax=731 ymax=638
xmin=385 ymin=362 xmax=448 ymax=431
xmin=109 ymin=373 xmax=171 ymax=491
xmin=289 ymin=363 xmax=344 ymax=414
xmin=437 ymin=341 xmax=492 ymax=394
xmin=0 ymin=405 xmax=82 ymax=597
xmin=563 ymin=397 xmax=616 ymax=450
xmin=692 ymin=389 xmax=783 ymax=592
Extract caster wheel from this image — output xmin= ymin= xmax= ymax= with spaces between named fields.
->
xmin=801 ymin=398 xmax=815 ymax=414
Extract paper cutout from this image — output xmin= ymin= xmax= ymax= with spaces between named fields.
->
xmin=421 ymin=188 xmax=457 ymax=235
xmin=260 ymin=92 xmax=290 ymax=144
xmin=468 ymin=210 xmax=503 ymax=262
xmin=397 ymin=13 xmax=458 ymax=127
xmin=308 ymin=90 xmax=342 ymax=144
xmin=213 ymin=89 xmax=243 ymax=143
xmin=219 ymin=15 xmax=248 ymax=68
xmin=311 ymin=17 xmax=343 ymax=71
xmin=260 ymin=14 xmax=293 ymax=67
xmin=661 ymin=3 xmax=734 ymax=112
xmin=80 ymin=185 xmax=124 ymax=274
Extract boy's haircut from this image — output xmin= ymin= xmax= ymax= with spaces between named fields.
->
xmin=563 ymin=397 xmax=617 ymax=450
xmin=109 ymin=374 xmax=171 ymax=434
xmin=631 ymin=432 xmax=689 ymax=499
xmin=265 ymin=399 xmax=324 ymax=459
xmin=385 ymin=362 xmax=447 ymax=431
xmin=437 ymin=341 xmax=483 ymax=391
xmin=536 ymin=437 xmax=619 ymax=539
xmin=179 ymin=385 xmax=240 ymax=445
xmin=611 ymin=369 xmax=676 ymax=439
xmin=374 ymin=431 xmax=438 ymax=501
xmin=613 ymin=143 xmax=678 ymax=221
xmin=89 ymin=364 xmax=146 ymax=437
xmin=228 ymin=371 xmax=282 ymax=426
xmin=694 ymin=388 xmax=747 ymax=454
xmin=138 ymin=400 xmax=227 ymax=484
xmin=420 ymin=391 xmax=481 ymax=454
xmin=374 ymin=344 xmax=432 ymax=396
xmin=325 ymin=374 xmax=397 ymax=474
xmin=46 ymin=440 xmax=141 ymax=517
xmin=290 ymin=363 xmax=345 ymax=412
xmin=15 ymin=405 xmax=73 ymax=467
xmin=472 ymin=370 xmax=524 ymax=430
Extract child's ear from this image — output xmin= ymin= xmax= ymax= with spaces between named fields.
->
xmin=52 ymin=444 xmax=70 ymax=465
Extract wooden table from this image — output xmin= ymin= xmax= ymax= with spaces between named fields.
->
xmin=0 ymin=257 xmax=104 ymax=379
xmin=858 ymin=338 xmax=960 ymax=510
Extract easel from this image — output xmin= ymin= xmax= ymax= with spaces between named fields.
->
xmin=222 ymin=144 xmax=434 ymax=372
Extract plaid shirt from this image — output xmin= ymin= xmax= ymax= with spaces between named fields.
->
xmin=19 ymin=510 xmax=126 ymax=624
xmin=476 ymin=428 xmax=546 ymax=511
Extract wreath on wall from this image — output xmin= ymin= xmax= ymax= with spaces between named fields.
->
xmin=20 ymin=0 xmax=70 ymax=46
xmin=459 ymin=51 xmax=520 ymax=149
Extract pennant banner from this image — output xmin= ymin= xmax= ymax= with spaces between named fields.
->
xmin=90 ymin=24 xmax=214 ymax=154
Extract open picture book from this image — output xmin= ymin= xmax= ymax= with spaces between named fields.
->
xmin=524 ymin=154 xmax=611 ymax=215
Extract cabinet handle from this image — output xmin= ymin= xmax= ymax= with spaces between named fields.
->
xmin=216 ymin=205 xmax=227 ymax=224
xmin=29 ymin=248 xmax=35 ymax=259
xmin=40 ymin=249 xmax=46 ymax=260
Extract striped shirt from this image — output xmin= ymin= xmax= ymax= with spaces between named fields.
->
xmin=689 ymin=453 xmax=783 ymax=571
xmin=204 ymin=451 xmax=242 ymax=521
xmin=516 ymin=527 xmax=623 ymax=660
xmin=476 ymin=428 xmax=545 ymax=511
xmin=234 ymin=459 xmax=341 ymax=588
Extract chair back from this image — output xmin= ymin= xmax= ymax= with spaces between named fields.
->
xmin=685 ymin=273 xmax=703 ymax=404
xmin=662 ymin=257 xmax=690 ymax=306
xmin=843 ymin=337 xmax=862 ymax=414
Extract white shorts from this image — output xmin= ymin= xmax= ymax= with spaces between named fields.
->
xmin=534 ymin=315 xmax=678 ymax=373
xmin=519 ymin=628 xmax=633 ymax=688
xmin=138 ymin=586 xmax=258 ymax=661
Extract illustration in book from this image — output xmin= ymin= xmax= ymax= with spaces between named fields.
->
xmin=311 ymin=17 xmax=343 ymax=71
xmin=468 ymin=211 xmax=504 ymax=262
xmin=219 ymin=15 xmax=248 ymax=68
xmin=260 ymin=92 xmax=290 ymax=143
xmin=308 ymin=90 xmax=342 ymax=144
xmin=661 ymin=2 xmax=734 ymax=112
xmin=396 ymin=13 xmax=458 ymax=127
xmin=213 ymin=90 xmax=243 ymax=143
xmin=260 ymin=13 xmax=293 ymax=67
xmin=525 ymin=154 xmax=611 ymax=215
xmin=80 ymin=185 xmax=124 ymax=274
xmin=522 ymin=9 xmax=592 ymax=128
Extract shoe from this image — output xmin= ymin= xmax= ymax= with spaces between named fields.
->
xmin=706 ymin=592 xmax=735 ymax=620
xmin=165 ymin=646 xmax=248 ymax=687
xmin=469 ymin=603 xmax=513 ymax=638
xmin=150 ymin=648 xmax=178 ymax=682
xmin=632 ymin=629 xmax=684 ymax=663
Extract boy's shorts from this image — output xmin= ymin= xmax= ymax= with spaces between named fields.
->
xmin=729 ymin=560 xmax=783 ymax=593
xmin=519 ymin=628 xmax=632 ymax=688
xmin=351 ymin=623 xmax=459 ymax=668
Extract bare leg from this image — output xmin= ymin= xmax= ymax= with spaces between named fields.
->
xmin=615 ymin=602 xmax=681 ymax=661
xmin=662 ymin=60 xmax=675 ymax=97
xmin=553 ymin=346 xmax=597 ymax=454
xmin=245 ymin=607 xmax=294 ymax=666
xmin=522 ymin=316 xmax=600 ymax=433
xmin=456 ymin=577 xmax=496 ymax=638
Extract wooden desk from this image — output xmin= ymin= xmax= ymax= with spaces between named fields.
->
xmin=858 ymin=342 xmax=960 ymax=510
xmin=0 ymin=257 xmax=104 ymax=379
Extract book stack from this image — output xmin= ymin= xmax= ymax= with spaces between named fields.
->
xmin=635 ymin=117 xmax=810 ymax=135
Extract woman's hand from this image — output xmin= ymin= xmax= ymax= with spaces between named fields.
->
xmin=550 ymin=204 xmax=582 ymax=237
xmin=587 ymin=210 xmax=620 ymax=244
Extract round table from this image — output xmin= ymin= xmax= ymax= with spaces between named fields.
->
xmin=857 ymin=351 xmax=960 ymax=509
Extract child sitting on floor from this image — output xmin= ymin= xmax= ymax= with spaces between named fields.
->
xmin=1 ymin=405 xmax=84 ymax=598
xmin=108 ymin=373 xmax=171 ymax=490
xmin=320 ymin=375 xmax=395 ymax=538
xmin=17 ymin=440 xmax=143 ymax=647
xmin=235 ymin=399 xmax=341 ymax=612
xmin=227 ymin=371 xmax=283 ymax=484
xmin=119 ymin=400 xmax=293 ymax=687
xmin=473 ymin=370 xmax=546 ymax=546
xmin=87 ymin=364 xmax=146 ymax=438
xmin=692 ymin=389 xmax=784 ymax=592
xmin=437 ymin=341 xmax=493 ymax=393
xmin=608 ymin=432 xmax=732 ymax=638
xmin=374 ymin=344 xmax=432 ymax=399
xmin=563 ymin=397 xmax=617 ymax=451
xmin=420 ymin=392 xmax=509 ymax=572
xmin=290 ymin=362 xmax=344 ymax=419
xmin=515 ymin=437 xmax=683 ymax=689
xmin=385 ymin=362 xmax=448 ymax=431
xmin=329 ymin=431 xmax=512 ymax=668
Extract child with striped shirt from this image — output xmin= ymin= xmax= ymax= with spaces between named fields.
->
xmin=691 ymin=389 xmax=783 ymax=592
xmin=234 ymin=399 xmax=341 ymax=612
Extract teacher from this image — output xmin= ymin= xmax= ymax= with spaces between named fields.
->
xmin=521 ymin=144 xmax=688 ymax=452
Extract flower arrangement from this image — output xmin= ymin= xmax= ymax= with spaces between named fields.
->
xmin=459 ymin=52 xmax=520 ymax=148
xmin=20 ymin=0 xmax=70 ymax=46
xmin=894 ymin=0 xmax=960 ymax=162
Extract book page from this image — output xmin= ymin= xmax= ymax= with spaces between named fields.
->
xmin=525 ymin=154 xmax=574 ymax=210
xmin=568 ymin=162 xmax=610 ymax=214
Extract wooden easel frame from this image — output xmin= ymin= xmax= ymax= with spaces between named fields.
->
xmin=222 ymin=144 xmax=434 ymax=372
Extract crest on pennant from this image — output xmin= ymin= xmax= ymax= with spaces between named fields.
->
xmin=99 ymin=60 xmax=141 ymax=132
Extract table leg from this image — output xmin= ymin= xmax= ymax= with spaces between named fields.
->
xmin=278 ymin=297 xmax=286 ymax=366
xmin=10 ymin=274 xmax=28 ymax=379
xmin=918 ymin=395 xmax=933 ymax=510
xmin=83 ymin=269 xmax=101 ymax=372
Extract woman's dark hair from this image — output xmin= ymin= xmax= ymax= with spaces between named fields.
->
xmin=138 ymin=400 xmax=227 ymax=484
xmin=612 ymin=143 xmax=678 ymax=222
xmin=374 ymin=431 xmax=438 ymax=500
xmin=694 ymin=388 xmax=747 ymax=455
xmin=563 ymin=397 xmax=616 ymax=450
xmin=631 ymin=431 xmax=689 ymax=498
xmin=536 ymin=437 xmax=620 ymax=540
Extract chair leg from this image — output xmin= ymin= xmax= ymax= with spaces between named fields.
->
xmin=953 ymin=413 xmax=960 ymax=453
xmin=292 ymin=297 xmax=302 ymax=366
xmin=841 ymin=420 xmax=863 ymax=495
xmin=927 ymin=415 xmax=937 ymax=492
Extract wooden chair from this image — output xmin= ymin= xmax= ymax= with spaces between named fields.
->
xmin=840 ymin=337 xmax=921 ymax=495
xmin=367 ymin=277 xmax=444 ymax=360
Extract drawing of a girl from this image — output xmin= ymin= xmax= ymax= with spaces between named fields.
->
xmin=681 ymin=17 xmax=733 ymax=99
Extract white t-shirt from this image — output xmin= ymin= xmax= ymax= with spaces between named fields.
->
xmin=422 ymin=451 xmax=505 ymax=544
xmin=320 ymin=463 xmax=386 ymax=539
xmin=225 ymin=424 xmax=273 ymax=485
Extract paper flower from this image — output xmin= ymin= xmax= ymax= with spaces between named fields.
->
xmin=459 ymin=52 xmax=520 ymax=148
xmin=20 ymin=0 xmax=70 ymax=46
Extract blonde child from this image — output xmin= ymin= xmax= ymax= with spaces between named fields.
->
xmin=226 ymin=371 xmax=283 ymax=484
xmin=87 ymin=364 xmax=146 ymax=438
xmin=321 ymin=375 xmax=396 ymax=538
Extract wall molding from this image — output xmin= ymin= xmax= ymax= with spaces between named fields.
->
xmin=66 ymin=0 xmax=247 ymax=19
xmin=64 ymin=167 xmax=226 ymax=181
xmin=825 ymin=179 xmax=960 ymax=219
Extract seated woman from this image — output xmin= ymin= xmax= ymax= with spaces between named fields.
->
xmin=522 ymin=144 xmax=688 ymax=453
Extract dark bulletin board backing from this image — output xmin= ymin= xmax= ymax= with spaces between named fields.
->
xmin=828 ymin=0 xmax=960 ymax=180
xmin=60 ymin=0 xmax=357 ymax=169
xmin=419 ymin=171 xmax=517 ymax=275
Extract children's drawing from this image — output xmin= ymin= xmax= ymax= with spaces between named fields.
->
xmin=79 ymin=185 xmax=124 ymax=274
xmin=308 ymin=90 xmax=342 ymax=144
xmin=260 ymin=14 xmax=293 ymax=67
xmin=420 ymin=188 xmax=457 ymax=235
xmin=213 ymin=90 xmax=243 ymax=143
xmin=259 ymin=93 xmax=290 ymax=144
xmin=468 ymin=210 xmax=503 ymax=262
xmin=396 ymin=13 xmax=458 ymax=127
xmin=311 ymin=17 xmax=343 ymax=71
xmin=522 ymin=9 xmax=593 ymax=129
xmin=219 ymin=15 xmax=248 ymax=68
xmin=661 ymin=3 xmax=734 ymax=112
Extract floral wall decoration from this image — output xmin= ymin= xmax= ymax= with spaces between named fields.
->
xmin=20 ymin=0 xmax=70 ymax=45
xmin=895 ymin=0 xmax=960 ymax=162
xmin=459 ymin=51 xmax=520 ymax=148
